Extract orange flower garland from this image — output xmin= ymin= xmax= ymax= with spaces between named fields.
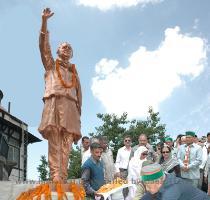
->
xmin=56 ymin=59 xmax=77 ymax=89
xmin=16 ymin=182 xmax=85 ymax=200
xmin=16 ymin=184 xmax=50 ymax=200
xmin=56 ymin=182 xmax=68 ymax=200
xmin=69 ymin=182 xmax=85 ymax=200
xmin=97 ymin=178 xmax=128 ymax=193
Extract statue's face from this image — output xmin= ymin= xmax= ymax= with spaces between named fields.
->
xmin=57 ymin=42 xmax=72 ymax=60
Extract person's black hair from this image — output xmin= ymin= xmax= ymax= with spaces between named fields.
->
xmin=207 ymin=132 xmax=210 ymax=137
xmin=155 ymin=142 xmax=164 ymax=151
xmin=176 ymin=134 xmax=183 ymax=140
xmin=159 ymin=145 xmax=171 ymax=164
xmin=82 ymin=136 xmax=89 ymax=142
xmin=160 ymin=145 xmax=171 ymax=153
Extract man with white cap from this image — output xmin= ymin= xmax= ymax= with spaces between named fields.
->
xmin=141 ymin=163 xmax=209 ymax=200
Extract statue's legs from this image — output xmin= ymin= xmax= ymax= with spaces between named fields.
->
xmin=48 ymin=127 xmax=73 ymax=182
xmin=48 ymin=127 xmax=61 ymax=182
xmin=61 ymin=132 xmax=73 ymax=182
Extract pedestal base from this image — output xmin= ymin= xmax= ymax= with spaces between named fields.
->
xmin=0 ymin=181 xmax=77 ymax=200
xmin=32 ymin=192 xmax=74 ymax=200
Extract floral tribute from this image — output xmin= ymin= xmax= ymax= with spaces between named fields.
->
xmin=16 ymin=182 xmax=85 ymax=200
xmin=97 ymin=178 xmax=128 ymax=193
xmin=56 ymin=59 xmax=77 ymax=89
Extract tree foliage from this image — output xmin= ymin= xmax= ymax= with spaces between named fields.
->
xmin=90 ymin=112 xmax=129 ymax=159
xmin=128 ymin=107 xmax=166 ymax=146
xmin=37 ymin=155 xmax=49 ymax=181
xmin=91 ymin=107 xmax=166 ymax=160
xmin=68 ymin=146 xmax=82 ymax=179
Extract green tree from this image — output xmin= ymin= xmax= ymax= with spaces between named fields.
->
xmin=127 ymin=107 xmax=166 ymax=146
xmin=90 ymin=112 xmax=129 ymax=159
xmin=91 ymin=107 xmax=166 ymax=160
xmin=68 ymin=146 xmax=82 ymax=179
xmin=37 ymin=155 xmax=49 ymax=181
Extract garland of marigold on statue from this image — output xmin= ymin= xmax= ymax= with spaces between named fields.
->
xmin=56 ymin=182 xmax=68 ymax=200
xmin=56 ymin=59 xmax=77 ymax=89
xmin=16 ymin=184 xmax=52 ymax=200
xmin=16 ymin=182 xmax=85 ymax=200
xmin=69 ymin=182 xmax=85 ymax=200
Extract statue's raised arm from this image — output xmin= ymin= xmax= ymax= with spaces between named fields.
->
xmin=39 ymin=8 xmax=54 ymax=70
xmin=41 ymin=8 xmax=54 ymax=32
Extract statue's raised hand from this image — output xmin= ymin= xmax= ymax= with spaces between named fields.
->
xmin=42 ymin=8 xmax=54 ymax=20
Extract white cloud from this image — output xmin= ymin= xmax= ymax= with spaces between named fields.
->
xmin=95 ymin=58 xmax=119 ymax=76
xmin=91 ymin=26 xmax=207 ymax=118
xmin=77 ymin=0 xmax=163 ymax=11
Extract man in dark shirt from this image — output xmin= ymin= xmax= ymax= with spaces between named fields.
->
xmin=81 ymin=142 xmax=105 ymax=199
xmin=141 ymin=163 xmax=209 ymax=200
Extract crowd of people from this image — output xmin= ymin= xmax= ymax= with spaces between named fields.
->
xmin=80 ymin=132 xmax=210 ymax=200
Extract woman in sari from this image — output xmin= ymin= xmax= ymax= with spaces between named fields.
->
xmin=159 ymin=145 xmax=181 ymax=177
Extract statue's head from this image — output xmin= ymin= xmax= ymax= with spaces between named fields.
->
xmin=57 ymin=42 xmax=73 ymax=61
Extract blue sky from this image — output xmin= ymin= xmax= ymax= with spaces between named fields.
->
xmin=0 ymin=0 xmax=210 ymax=180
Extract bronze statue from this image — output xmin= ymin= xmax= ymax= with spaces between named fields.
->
xmin=38 ymin=8 xmax=82 ymax=183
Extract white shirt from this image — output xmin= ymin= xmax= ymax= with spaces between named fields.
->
xmin=115 ymin=146 xmax=132 ymax=173
xmin=81 ymin=148 xmax=91 ymax=166
xmin=81 ymin=146 xmax=86 ymax=157
xmin=200 ymin=144 xmax=208 ymax=169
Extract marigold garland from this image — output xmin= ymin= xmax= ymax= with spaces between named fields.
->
xmin=43 ymin=184 xmax=52 ymax=200
xmin=56 ymin=59 xmax=77 ymax=89
xmin=16 ymin=184 xmax=48 ymax=200
xmin=16 ymin=192 xmax=28 ymax=200
xmin=16 ymin=182 xmax=85 ymax=200
xmin=56 ymin=182 xmax=68 ymax=200
xmin=97 ymin=178 xmax=128 ymax=193
xmin=69 ymin=182 xmax=85 ymax=200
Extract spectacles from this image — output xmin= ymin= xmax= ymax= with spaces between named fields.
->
xmin=124 ymin=139 xmax=131 ymax=142
xmin=162 ymin=151 xmax=170 ymax=154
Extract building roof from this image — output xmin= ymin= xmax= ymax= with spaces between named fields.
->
xmin=0 ymin=107 xmax=41 ymax=144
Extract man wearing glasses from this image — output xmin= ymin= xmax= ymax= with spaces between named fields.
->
xmin=115 ymin=135 xmax=133 ymax=198
xmin=132 ymin=134 xmax=157 ymax=162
